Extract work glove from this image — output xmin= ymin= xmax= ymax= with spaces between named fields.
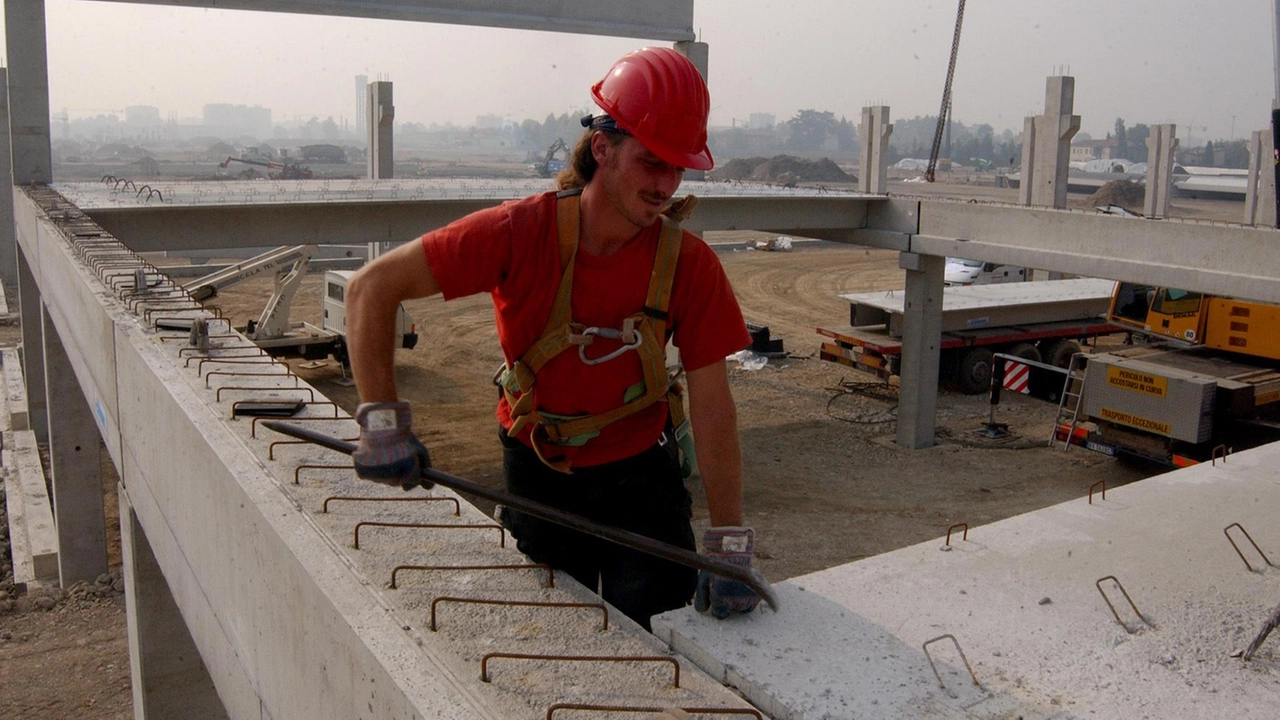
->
xmin=694 ymin=527 xmax=761 ymax=619
xmin=353 ymin=401 xmax=433 ymax=490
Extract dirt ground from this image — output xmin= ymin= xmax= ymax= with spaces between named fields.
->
xmin=0 ymin=179 xmax=1242 ymax=718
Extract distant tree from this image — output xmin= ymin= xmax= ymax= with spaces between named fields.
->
xmin=1222 ymin=139 xmax=1250 ymax=169
xmin=1202 ymin=140 xmax=1215 ymax=166
xmin=1129 ymin=124 xmax=1151 ymax=163
xmin=1114 ymin=118 xmax=1128 ymax=160
xmin=786 ymin=109 xmax=839 ymax=151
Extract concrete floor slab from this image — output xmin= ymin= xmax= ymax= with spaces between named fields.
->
xmin=655 ymin=444 xmax=1280 ymax=719
xmin=3 ymin=348 xmax=28 ymax=431
xmin=2 ymin=432 xmax=34 ymax=585
xmin=7 ymin=429 xmax=57 ymax=581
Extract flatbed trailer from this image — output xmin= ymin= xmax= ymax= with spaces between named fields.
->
xmin=818 ymin=278 xmax=1125 ymax=393
xmin=820 ymin=318 xmax=1124 ymax=394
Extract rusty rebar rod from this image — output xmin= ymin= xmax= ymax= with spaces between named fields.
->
xmin=481 ymin=653 xmax=678 ymax=687
xmin=430 ymin=597 xmax=606 ymax=632
xmin=354 ymin=522 xmax=505 ymax=550
xmin=390 ymin=563 xmax=553 ymax=590
xmin=323 ymin=495 xmax=459 ymax=515
xmin=545 ymin=704 xmax=762 ymax=719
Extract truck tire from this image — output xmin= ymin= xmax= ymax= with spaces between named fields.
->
xmin=1006 ymin=342 xmax=1042 ymax=364
xmin=1039 ymin=338 xmax=1082 ymax=369
xmin=959 ymin=347 xmax=995 ymax=395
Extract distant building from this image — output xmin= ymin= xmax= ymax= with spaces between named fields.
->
xmin=1070 ymin=138 xmax=1114 ymax=163
xmin=125 ymin=105 xmax=161 ymax=125
xmin=747 ymin=113 xmax=775 ymax=130
xmin=475 ymin=114 xmax=505 ymax=130
xmin=202 ymin=103 xmax=272 ymax=139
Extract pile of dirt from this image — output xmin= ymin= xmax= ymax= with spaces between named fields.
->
xmin=1087 ymin=179 xmax=1146 ymax=212
xmin=715 ymin=155 xmax=854 ymax=185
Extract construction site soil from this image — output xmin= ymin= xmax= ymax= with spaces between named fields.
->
xmin=0 ymin=176 xmax=1247 ymax=718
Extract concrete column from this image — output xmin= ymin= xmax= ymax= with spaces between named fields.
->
xmin=43 ymin=303 xmax=107 ymax=585
xmin=895 ymin=252 xmax=944 ymax=450
xmin=1017 ymin=115 xmax=1036 ymax=206
xmin=1143 ymin=124 xmax=1178 ymax=219
xmin=366 ymin=81 xmax=394 ymax=180
xmin=16 ymin=245 xmax=47 ymax=441
xmin=1244 ymin=130 xmax=1277 ymax=227
xmin=4 ymin=0 xmax=53 ymax=184
xmin=120 ymin=485 xmax=229 ymax=720
xmin=673 ymin=41 xmax=709 ymax=183
xmin=1026 ymin=76 xmax=1080 ymax=209
xmin=0 ymin=69 xmax=19 ymax=293
xmin=858 ymin=106 xmax=892 ymax=194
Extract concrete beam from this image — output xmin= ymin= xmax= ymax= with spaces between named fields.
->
xmin=911 ymin=201 xmax=1280 ymax=305
xmin=78 ymin=0 xmax=696 ymax=40
xmin=81 ymin=193 xmax=878 ymax=252
xmin=14 ymin=192 xmax=122 ymax=465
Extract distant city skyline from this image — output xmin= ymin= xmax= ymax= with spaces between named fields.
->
xmin=7 ymin=0 xmax=1273 ymax=144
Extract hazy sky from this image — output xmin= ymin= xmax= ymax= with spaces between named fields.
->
xmin=4 ymin=0 xmax=1274 ymax=143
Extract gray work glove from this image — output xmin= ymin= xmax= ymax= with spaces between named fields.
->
xmin=693 ymin=527 xmax=762 ymax=619
xmin=353 ymin=401 xmax=433 ymax=491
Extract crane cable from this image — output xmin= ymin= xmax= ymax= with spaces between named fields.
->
xmin=926 ymin=0 xmax=966 ymax=183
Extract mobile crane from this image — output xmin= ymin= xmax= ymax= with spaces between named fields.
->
xmin=183 ymin=245 xmax=417 ymax=364
xmin=219 ymin=155 xmax=315 ymax=180
xmin=1045 ymin=283 xmax=1280 ymax=466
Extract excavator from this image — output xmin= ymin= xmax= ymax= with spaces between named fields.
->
xmin=219 ymin=155 xmax=314 ymax=180
xmin=533 ymin=138 xmax=570 ymax=178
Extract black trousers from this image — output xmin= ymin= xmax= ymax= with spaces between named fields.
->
xmin=498 ymin=428 xmax=698 ymax=631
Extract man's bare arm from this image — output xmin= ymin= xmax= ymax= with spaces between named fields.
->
xmin=346 ymin=240 xmax=441 ymax=403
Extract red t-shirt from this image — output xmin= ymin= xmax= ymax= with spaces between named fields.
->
xmin=421 ymin=191 xmax=749 ymax=467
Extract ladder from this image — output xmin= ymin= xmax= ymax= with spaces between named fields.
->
xmin=1049 ymin=352 xmax=1089 ymax=450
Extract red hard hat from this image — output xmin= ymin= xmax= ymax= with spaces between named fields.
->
xmin=591 ymin=47 xmax=714 ymax=171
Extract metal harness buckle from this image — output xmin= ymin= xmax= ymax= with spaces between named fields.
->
xmin=577 ymin=319 xmax=642 ymax=365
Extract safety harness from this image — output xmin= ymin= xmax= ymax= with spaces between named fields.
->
xmin=494 ymin=188 xmax=696 ymax=473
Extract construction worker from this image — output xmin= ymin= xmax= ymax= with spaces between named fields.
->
xmin=344 ymin=47 xmax=760 ymax=631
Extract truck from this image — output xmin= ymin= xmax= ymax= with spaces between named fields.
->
xmin=818 ymin=278 xmax=1125 ymax=394
xmin=1044 ymin=282 xmax=1280 ymax=466
xmin=183 ymin=245 xmax=417 ymax=365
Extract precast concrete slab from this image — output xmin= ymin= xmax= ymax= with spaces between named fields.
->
xmin=7 ymin=428 xmax=57 ymax=581
xmin=841 ymin=277 xmax=1117 ymax=335
xmin=3 ymin=347 xmax=28 ymax=431
xmin=2 ymin=431 xmax=34 ymax=585
xmin=654 ymin=445 xmax=1280 ymax=718
xmin=16 ymin=185 xmax=765 ymax=718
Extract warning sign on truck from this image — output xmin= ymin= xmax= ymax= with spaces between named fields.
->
xmin=1106 ymin=367 xmax=1168 ymax=398
xmin=1098 ymin=407 xmax=1172 ymax=436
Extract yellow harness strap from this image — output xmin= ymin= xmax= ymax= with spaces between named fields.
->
xmin=499 ymin=190 xmax=689 ymax=473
